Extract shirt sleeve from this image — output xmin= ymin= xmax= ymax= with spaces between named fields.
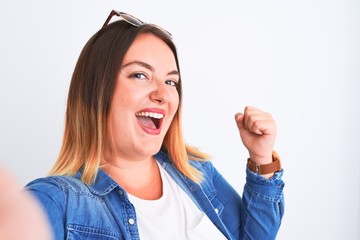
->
xmin=210 ymin=161 xmax=285 ymax=240
xmin=25 ymin=178 xmax=66 ymax=240
xmin=241 ymin=167 xmax=285 ymax=239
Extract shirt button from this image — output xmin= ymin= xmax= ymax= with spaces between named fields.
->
xmin=128 ymin=218 xmax=135 ymax=225
xmin=214 ymin=208 xmax=219 ymax=214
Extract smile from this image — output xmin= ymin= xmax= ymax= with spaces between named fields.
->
xmin=136 ymin=110 xmax=165 ymax=134
xmin=136 ymin=112 xmax=164 ymax=119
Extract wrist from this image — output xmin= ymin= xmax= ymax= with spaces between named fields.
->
xmin=249 ymin=152 xmax=273 ymax=165
xmin=247 ymin=150 xmax=281 ymax=176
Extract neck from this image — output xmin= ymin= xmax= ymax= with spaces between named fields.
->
xmin=101 ymin=156 xmax=163 ymax=200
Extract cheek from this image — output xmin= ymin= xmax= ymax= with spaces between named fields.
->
xmin=109 ymin=98 xmax=131 ymax=133
xmin=112 ymin=86 xmax=140 ymax=113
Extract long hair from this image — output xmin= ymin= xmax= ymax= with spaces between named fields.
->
xmin=49 ymin=20 xmax=208 ymax=184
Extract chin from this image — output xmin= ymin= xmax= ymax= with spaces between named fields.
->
xmin=137 ymin=143 xmax=162 ymax=158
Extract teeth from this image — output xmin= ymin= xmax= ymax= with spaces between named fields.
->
xmin=136 ymin=112 xmax=164 ymax=119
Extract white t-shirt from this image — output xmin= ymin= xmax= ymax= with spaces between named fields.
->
xmin=128 ymin=164 xmax=227 ymax=240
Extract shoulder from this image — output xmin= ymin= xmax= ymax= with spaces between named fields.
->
xmin=189 ymin=159 xmax=224 ymax=192
xmin=25 ymin=174 xmax=92 ymax=203
xmin=189 ymin=159 xmax=219 ymax=176
xmin=26 ymin=174 xmax=85 ymax=191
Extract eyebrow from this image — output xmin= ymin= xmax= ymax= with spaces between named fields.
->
xmin=122 ymin=60 xmax=180 ymax=76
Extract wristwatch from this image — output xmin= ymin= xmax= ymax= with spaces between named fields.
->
xmin=247 ymin=151 xmax=282 ymax=174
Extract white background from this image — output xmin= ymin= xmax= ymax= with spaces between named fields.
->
xmin=0 ymin=1 xmax=359 ymax=239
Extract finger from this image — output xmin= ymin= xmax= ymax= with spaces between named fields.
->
xmin=243 ymin=106 xmax=258 ymax=131
xmin=234 ymin=112 xmax=245 ymax=130
xmin=243 ymin=112 xmax=275 ymax=135
xmin=249 ymin=118 xmax=276 ymax=135
xmin=249 ymin=119 xmax=273 ymax=135
xmin=243 ymin=106 xmax=265 ymax=118
xmin=245 ymin=114 xmax=267 ymax=134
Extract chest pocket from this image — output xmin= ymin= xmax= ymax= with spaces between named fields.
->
xmin=66 ymin=224 xmax=123 ymax=240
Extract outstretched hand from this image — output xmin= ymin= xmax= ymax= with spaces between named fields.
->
xmin=235 ymin=106 xmax=276 ymax=165
xmin=0 ymin=167 xmax=52 ymax=240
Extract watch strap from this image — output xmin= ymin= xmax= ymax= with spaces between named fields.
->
xmin=247 ymin=151 xmax=281 ymax=174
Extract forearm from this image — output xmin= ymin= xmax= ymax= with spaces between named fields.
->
xmin=240 ymin=168 xmax=285 ymax=239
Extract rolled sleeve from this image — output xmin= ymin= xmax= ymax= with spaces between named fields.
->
xmin=245 ymin=168 xmax=284 ymax=202
xmin=240 ymin=168 xmax=285 ymax=239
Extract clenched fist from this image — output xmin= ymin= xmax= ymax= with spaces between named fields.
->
xmin=235 ymin=106 xmax=277 ymax=167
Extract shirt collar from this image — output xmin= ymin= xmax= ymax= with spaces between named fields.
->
xmin=83 ymin=150 xmax=171 ymax=195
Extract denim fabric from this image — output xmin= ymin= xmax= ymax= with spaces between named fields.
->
xmin=25 ymin=151 xmax=284 ymax=240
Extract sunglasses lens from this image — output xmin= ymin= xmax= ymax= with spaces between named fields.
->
xmin=120 ymin=13 xmax=144 ymax=27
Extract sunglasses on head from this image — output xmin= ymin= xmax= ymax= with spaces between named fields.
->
xmin=95 ymin=10 xmax=172 ymax=41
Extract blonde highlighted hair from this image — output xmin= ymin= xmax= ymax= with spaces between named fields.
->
xmin=50 ymin=20 xmax=208 ymax=184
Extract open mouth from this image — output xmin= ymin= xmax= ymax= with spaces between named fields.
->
xmin=135 ymin=111 xmax=164 ymax=130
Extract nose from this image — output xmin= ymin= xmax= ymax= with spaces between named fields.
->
xmin=150 ymin=81 xmax=170 ymax=104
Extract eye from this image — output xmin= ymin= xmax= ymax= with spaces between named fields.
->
xmin=129 ymin=72 xmax=148 ymax=80
xmin=165 ymin=79 xmax=179 ymax=87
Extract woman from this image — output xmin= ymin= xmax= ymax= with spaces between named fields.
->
xmin=26 ymin=10 xmax=285 ymax=240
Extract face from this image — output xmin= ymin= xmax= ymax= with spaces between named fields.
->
xmin=107 ymin=33 xmax=180 ymax=162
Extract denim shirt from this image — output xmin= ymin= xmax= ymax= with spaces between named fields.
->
xmin=25 ymin=151 xmax=285 ymax=240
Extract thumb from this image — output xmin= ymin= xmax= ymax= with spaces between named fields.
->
xmin=234 ymin=112 xmax=245 ymax=130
